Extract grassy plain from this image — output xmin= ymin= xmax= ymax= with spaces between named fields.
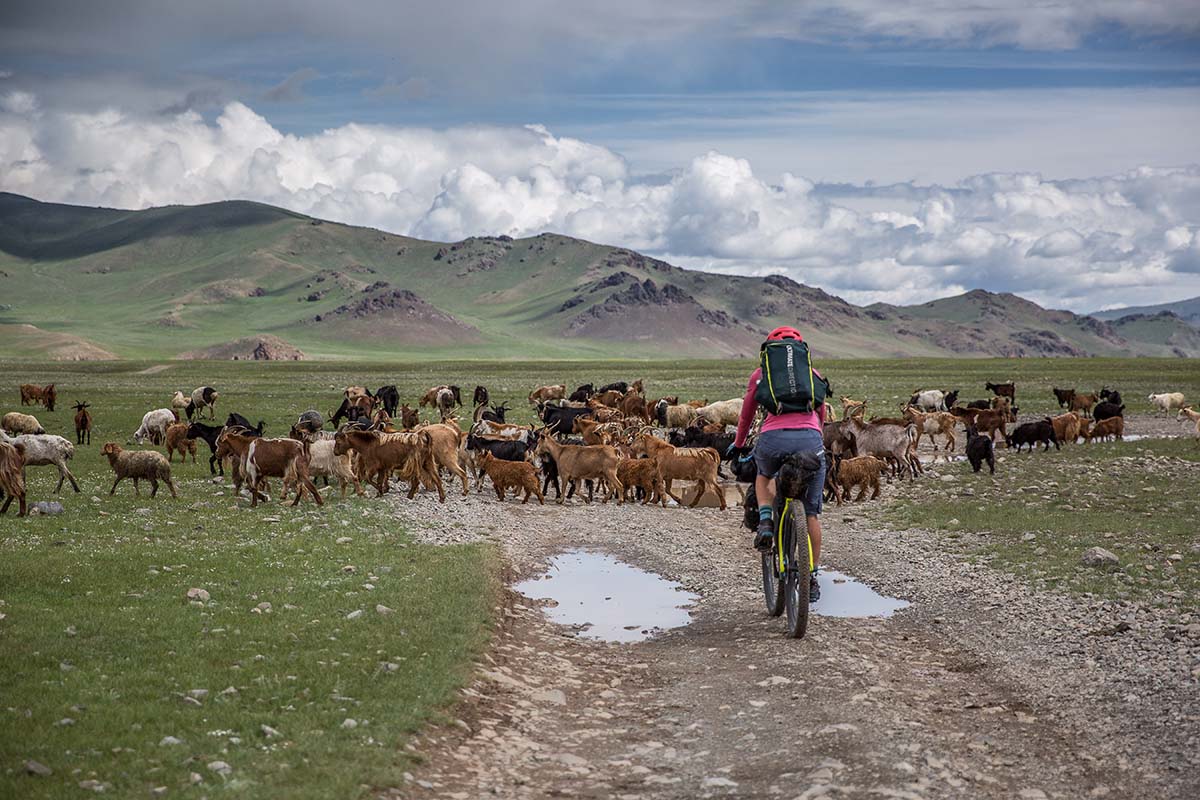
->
xmin=1 ymin=356 xmax=1197 ymax=797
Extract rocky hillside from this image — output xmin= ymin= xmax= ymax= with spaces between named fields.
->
xmin=0 ymin=192 xmax=1194 ymax=360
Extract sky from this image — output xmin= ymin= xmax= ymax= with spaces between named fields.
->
xmin=2 ymin=1 xmax=1200 ymax=311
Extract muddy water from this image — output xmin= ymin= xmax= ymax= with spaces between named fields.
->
xmin=814 ymin=569 xmax=911 ymax=618
xmin=516 ymin=550 xmax=700 ymax=643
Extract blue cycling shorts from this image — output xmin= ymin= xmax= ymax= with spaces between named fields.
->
xmin=753 ymin=428 xmax=826 ymax=517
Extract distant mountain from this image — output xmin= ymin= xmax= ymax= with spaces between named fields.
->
xmin=0 ymin=192 xmax=1194 ymax=360
xmin=1091 ymin=296 xmax=1200 ymax=327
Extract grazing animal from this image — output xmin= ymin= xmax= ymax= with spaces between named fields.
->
xmin=371 ymin=385 xmax=400 ymax=417
xmin=1049 ymin=412 xmax=1085 ymax=445
xmin=472 ymin=385 xmax=489 ymax=408
xmin=1088 ymin=416 xmax=1125 ymax=443
xmin=617 ymin=457 xmax=667 ymax=506
xmin=133 ymin=408 xmax=177 ymax=445
xmin=693 ymin=398 xmax=743 ymax=428
xmin=1069 ymin=392 xmax=1099 ymax=415
xmin=399 ymin=404 xmax=420 ymax=429
xmin=0 ymin=429 xmax=80 ymax=492
xmin=331 ymin=392 xmax=375 ymax=426
xmin=829 ymin=455 xmax=885 ymax=504
xmin=19 ymin=383 xmax=56 ymax=412
xmin=1099 ymin=388 xmax=1123 ymax=407
xmin=971 ymin=407 xmax=1015 ymax=445
xmin=418 ymin=422 xmax=471 ymax=496
xmin=2 ymin=412 xmax=45 ymax=435
xmin=1093 ymin=402 xmax=1124 ymax=423
xmin=1176 ymin=406 xmax=1200 ymax=440
xmin=171 ymin=390 xmax=189 ymax=411
xmin=618 ymin=391 xmax=652 ymax=423
xmin=656 ymin=400 xmax=698 ymax=429
xmin=631 ymin=434 xmax=724 ymax=510
xmin=186 ymin=422 xmax=228 ymax=475
xmin=1149 ymin=392 xmax=1186 ymax=414
xmin=72 ymin=402 xmax=92 ymax=445
xmin=478 ymin=452 xmax=544 ymax=504
xmin=908 ymin=389 xmax=948 ymax=412
xmin=964 ymin=426 xmax=995 ymax=474
xmin=1006 ymin=418 xmax=1059 ymax=452
xmin=290 ymin=435 xmax=362 ymax=498
xmin=244 ymin=438 xmax=323 ymax=507
xmin=534 ymin=435 xmax=623 ymax=505
xmin=527 ymin=384 xmax=566 ymax=405
xmin=822 ymin=420 xmax=858 ymax=458
xmin=843 ymin=416 xmax=921 ymax=479
xmin=334 ymin=429 xmax=444 ymax=500
xmin=0 ymin=440 xmax=27 ymax=516
xmin=1052 ymin=387 xmax=1076 ymax=408
xmin=568 ymin=383 xmax=594 ymax=403
xmin=985 ymin=380 xmax=1016 ymax=400
xmin=185 ymin=386 xmax=220 ymax=421
xmin=902 ymin=407 xmax=957 ymax=453
xmin=164 ymin=423 xmax=198 ymax=463
xmin=101 ymin=442 xmax=177 ymax=498
xmin=224 ymin=413 xmax=265 ymax=435
xmin=294 ymin=410 xmax=325 ymax=435
xmin=840 ymin=396 xmax=867 ymax=419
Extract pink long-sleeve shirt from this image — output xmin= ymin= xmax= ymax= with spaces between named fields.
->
xmin=734 ymin=366 xmax=825 ymax=448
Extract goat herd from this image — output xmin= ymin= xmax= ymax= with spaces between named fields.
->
xmin=1 ymin=377 xmax=1196 ymax=519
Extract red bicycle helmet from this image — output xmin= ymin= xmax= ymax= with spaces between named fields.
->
xmin=766 ymin=325 xmax=803 ymax=342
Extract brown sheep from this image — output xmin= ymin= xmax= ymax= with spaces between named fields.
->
xmin=478 ymin=452 xmax=544 ymax=504
xmin=617 ymin=457 xmax=666 ymax=506
xmin=631 ymin=434 xmax=725 ymax=510
xmin=101 ymin=443 xmax=177 ymax=498
xmin=164 ymin=423 xmax=198 ymax=464
xmin=0 ymin=440 xmax=27 ymax=516
xmin=830 ymin=455 xmax=886 ymax=504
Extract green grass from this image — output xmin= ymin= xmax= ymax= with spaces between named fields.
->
xmin=887 ymin=438 xmax=1199 ymax=610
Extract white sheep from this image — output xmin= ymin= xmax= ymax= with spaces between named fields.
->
xmin=0 ymin=429 xmax=80 ymax=492
xmin=134 ymin=408 xmax=177 ymax=445
xmin=1149 ymin=392 xmax=1186 ymax=414
xmin=693 ymin=398 xmax=743 ymax=428
xmin=2 ymin=411 xmax=46 ymax=435
xmin=909 ymin=389 xmax=947 ymax=412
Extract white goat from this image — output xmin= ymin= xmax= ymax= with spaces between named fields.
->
xmin=1149 ymin=392 xmax=1186 ymax=414
xmin=0 ymin=429 xmax=80 ymax=492
xmin=694 ymin=398 xmax=743 ymax=428
xmin=134 ymin=408 xmax=177 ymax=445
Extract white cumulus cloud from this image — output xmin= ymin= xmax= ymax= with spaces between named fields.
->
xmin=1 ymin=96 xmax=1198 ymax=311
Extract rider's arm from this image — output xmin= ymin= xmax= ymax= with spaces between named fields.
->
xmin=733 ymin=372 xmax=758 ymax=448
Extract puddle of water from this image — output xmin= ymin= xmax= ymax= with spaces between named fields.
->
xmin=515 ymin=550 xmax=699 ymax=643
xmin=813 ymin=569 xmax=910 ymax=618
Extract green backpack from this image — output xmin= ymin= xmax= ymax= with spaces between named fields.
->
xmin=755 ymin=339 xmax=830 ymax=415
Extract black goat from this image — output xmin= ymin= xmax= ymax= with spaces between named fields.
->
xmin=1053 ymin=387 xmax=1076 ymax=408
xmin=481 ymin=402 xmax=510 ymax=423
xmin=374 ymin=386 xmax=400 ymax=417
xmin=964 ymin=426 xmax=995 ymax=474
xmin=1006 ymin=418 xmax=1059 ymax=452
xmin=1093 ymin=402 xmax=1124 ymax=422
xmin=224 ymin=413 xmax=265 ymax=435
xmin=1099 ymin=388 xmax=1123 ymax=407
xmin=568 ymin=383 xmax=594 ymax=403
xmin=966 ymin=399 xmax=991 ymax=410
xmin=943 ymin=389 xmax=960 ymax=409
xmin=473 ymin=385 xmax=489 ymax=407
xmin=187 ymin=422 xmax=229 ymax=475
xmin=540 ymin=403 xmax=593 ymax=434
xmin=597 ymin=381 xmax=628 ymax=394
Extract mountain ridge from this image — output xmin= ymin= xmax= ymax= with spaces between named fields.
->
xmin=0 ymin=192 xmax=1194 ymax=360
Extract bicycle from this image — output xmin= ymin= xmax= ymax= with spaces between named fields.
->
xmin=754 ymin=451 xmax=823 ymax=639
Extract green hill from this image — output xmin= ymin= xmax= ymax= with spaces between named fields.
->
xmin=1091 ymin=296 xmax=1200 ymax=327
xmin=0 ymin=193 xmax=1194 ymax=360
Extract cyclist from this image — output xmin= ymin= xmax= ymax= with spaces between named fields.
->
xmin=731 ymin=325 xmax=827 ymax=601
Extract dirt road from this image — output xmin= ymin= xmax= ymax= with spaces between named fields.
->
xmin=382 ymin=427 xmax=1198 ymax=799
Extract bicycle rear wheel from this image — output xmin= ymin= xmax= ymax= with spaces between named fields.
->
xmin=761 ymin=550 xmax=784 ymax=617
xmin=783 ymin=512 xmax=811 ymax=639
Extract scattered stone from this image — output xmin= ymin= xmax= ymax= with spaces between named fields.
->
xmin=78 ymin=779 xmax=107 ymax=792
xmin=375 ymin=604 xmax=395 ymax=615
xmin=1080 ymin=547 xmax=1120 ymax=570
xmin=336 ymin=536 xmax=353 ymax=544
xmin=260 ymin=724 xmax=281 ymax=738
xmin=186 ymin=588 xmax=210 ymax=602
xmin=346 ymin=609 xmax=364 ymax=620
xmin=159 ymin=736 xmax=184 ymax=746
xmin=23 ymin=759 xmax=52 ymax=777
xmin=341 ymin=718 xmax=358 ymax=729
xmin=531 ymin=689 xmax=567 ymax=705
xmin=207 ymin=760 xmax=232 ymax=776
xmin=188 ymin=689 xmax=208 ymax=700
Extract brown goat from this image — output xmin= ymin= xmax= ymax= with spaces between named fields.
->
xmin=619 ymin=392 xmax=652 ymax=423
xmin=245 ymin=437 xmax=323 ymax=507
xmin=534 ymin=435 xmax=623 ymax=504
xmin=1050 ymin=412 xmax=1085 ymax=445
xmin=164 ymin=422 xmax=198 ymax=464
xmin=399 ymin=404 xmax=420 ymax=429
xmin=20 ymin=383 xmax=56 ymax=411
xmin=631 ymin=434 xmax=725 ymax=510
xmin=617 ymin=457 xmax=666 ymax=506
xmin=1070 ymin=392 xmax=1099 ymax=415
xmin=830 ymin=455 xmax=886 ymax=504
xmin=73 ymin=401 xmax=92 ymax=445
xmin=1087 ymin=416 xmax=1124 ymax=442
xmin=334 ymin=429 xmax=444 ymax=501
xmin=840 ymin=396 xmax=867 ymax=419
xmin=478 ymin=452 xmax=544 ymax=504
xmin=970 ymin=408 xmax=1011 ymax=445
xmin=417 ymin=422 xmax=470 ymax=495
xmin=0 ymin=441 xmax=27 ymax=516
